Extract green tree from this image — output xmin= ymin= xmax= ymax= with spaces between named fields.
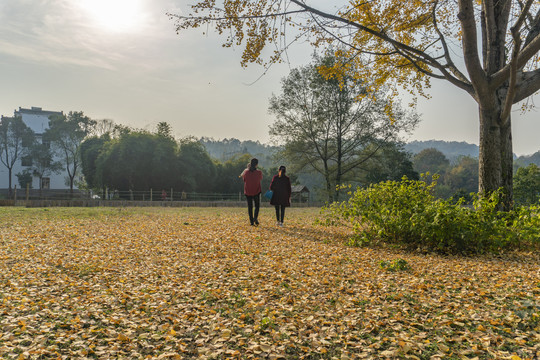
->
xmin=0 ymin=116 xmax=35 ymax=195
xmin=89 ymin=118 xmax=118 ymax=137
xmin=444 ymin=156 xmax=479 ymax=196
xmin=151 ymin=132 xmax=179 ymax=190
xmin=413 ymin=148 xmax=450 ymax=176
xmin=171 ymin=0 xmax=540 ymax=209
xmin=28 ymin=142 xmax=62 ymax=193
xmin=16 ymin=169 xmax=33 ymax=190
xmin=513 ymin=163 xmax=540 ymax=205
xmin=269 ymin=54 xmax=418 ymax=201
xmin=177 ymin=139 xmax=216 ymax=192
xmin=46 ymin=111 xmax=96 ymax=193
xmin=156 ymin=122 xmax=174 ymax=140
xmin=96 ymin=131 xmax=178 ymax=192
xmin=80 ymin=135 xmax=110 ymax=190
xmin=361 ymin=142 xmax=419 ymax=185
xmin=214 ymin=154 xmax=252 ymax=194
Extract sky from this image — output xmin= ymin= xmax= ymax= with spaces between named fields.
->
xmin=0 ymin=0 xmax=539 ymax=156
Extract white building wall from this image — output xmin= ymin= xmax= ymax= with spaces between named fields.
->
xmin=18 ymin=113 xmax=50 ymax=134
xmin=0 ymin=152 xmax=68 ymax=190
xmin=0 ymin=107 xmax=74 ymax=190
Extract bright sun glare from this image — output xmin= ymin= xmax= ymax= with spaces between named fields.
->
xmin=80 ymin=0 xmax=144 ymax=33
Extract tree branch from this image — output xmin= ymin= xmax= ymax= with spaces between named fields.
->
xmin=168 ymin=9 xmax=307 ymax=23
xmin=501 ymin=0 xmax=534 ymax=124
xmin=457 ymin=0 xmax=487 ymax=91
xmin=523 ymin=8 xmax=540 ymax=48
xmin=289 ymin=0 xmax=473 ymax=90
xmin=431 ymin=0 xmax=471 ymax=85
xmin=514 ymin=68 xmax=540 ymax=102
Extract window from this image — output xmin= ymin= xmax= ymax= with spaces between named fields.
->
xmin=41 ymin=177 xmax=50 ymax=190
xmin=40 ymin=133 xmax=51 ymax=148
xmin=21 ymin=156 xmax=32 ymax=167
xmin=22 ymin=137 xmax=33 ymax=148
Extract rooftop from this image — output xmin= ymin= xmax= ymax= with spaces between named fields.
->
xmin=15 ymin=107 xmax=63 ymax=116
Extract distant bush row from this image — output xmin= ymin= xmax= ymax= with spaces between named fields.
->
xmin=320 ymin=176 xmax=540 ymax=254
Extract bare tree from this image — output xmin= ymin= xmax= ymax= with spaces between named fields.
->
xmin=0 ymin=116 xmax=34 ymax=196
xmin=269 ymin=54 xmax=418 ymax=201
xmin=46 ymin=111 xmax=96 ymax=193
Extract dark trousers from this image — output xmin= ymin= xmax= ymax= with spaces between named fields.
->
xmin=246 ymin=194 xmax=260 ymax=224
xmin=275 ymin=205 xmax=286 ymax=223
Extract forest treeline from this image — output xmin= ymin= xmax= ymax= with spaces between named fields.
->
xmin=79 ymin=122 xmax=540 ymax=205
xmin=80 ymin=124 xmax=279 ymax=196
xmin=80 ymin=119 xmax=424 ymax=201
xmin=405 ymin=139 xmax=540 ymax=167
xmin=4 ymin=110 xmax=537 ymax=204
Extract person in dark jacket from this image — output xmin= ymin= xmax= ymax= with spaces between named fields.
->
xmin=270 ymin=165 xmax=292 ymax=227
xmin=240 ymin=158 xmax=263 ymax=226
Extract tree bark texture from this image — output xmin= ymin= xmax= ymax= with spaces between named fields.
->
xmin=478 ymin=89 xmax=514 ymax=210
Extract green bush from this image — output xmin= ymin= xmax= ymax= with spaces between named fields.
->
xmin=321 ymin=176 xmax=539 ymax=254
xmin=513 ymin=163 xmax=540 ymax=206
xmin=510 ymin=204 xmax=540 ymax=246
xmin=379 ymin=258 xmax=409 ymax=272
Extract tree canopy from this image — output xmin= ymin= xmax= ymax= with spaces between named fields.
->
xmin=82 ymin=128 xmax=246 ymax=195
xmin=93 ymin=131 xmax=178 ymax=192
xmin=513 ymin=163 xmax=540 ymax=205
xmin=413 ymin=148 xmax=450 ymax=176
xmin=0 ymin=116 xmax=34 ymax=193
xmin=170 ymin=0 xmax=540 ymax=209
xmin=28 ymin=141 xmax=62 ymax=191
xmin=360 ymin=142 xmax=419 ymax=185
xmin=46 ymin=111 xmax=96 ymax=192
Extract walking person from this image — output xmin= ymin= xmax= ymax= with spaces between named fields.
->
xmin=270 ymin=165 xmax=292 ymax=227
xmin=240 ymin=158 xmax=263 ymax=226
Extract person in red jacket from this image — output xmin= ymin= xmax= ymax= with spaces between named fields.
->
xmin=270 ymin=165 xmax=292 ymax=227
xmin=240 ymin=158 xmax=263 ymax=226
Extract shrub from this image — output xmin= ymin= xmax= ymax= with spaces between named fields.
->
xmin=379 ymin=258 xmax=409 ymax=272
xmin=321 ymin=176 xmax=538 ymax=254
xmin=513 ymin=164 xmax=540 ymax=206
xmin=510 ymin=204 xmax=540 ymax=246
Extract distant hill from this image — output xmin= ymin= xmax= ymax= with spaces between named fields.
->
xmin=404 ymin=140 xmax=479 ymax=162
xmin=515 ymin=151 xmax=540 ymax=167
xmin=199 ymin=137 xmax=280 ymax=167
xmin=201 ymin=138 xmax=483 ymax=165
xmin=404 ymin=140 xmax=540 ymax=165
xmin=200 ymin=137 xmax=540 ymax=172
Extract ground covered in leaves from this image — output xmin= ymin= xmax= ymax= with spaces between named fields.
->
xmin=0 ymin=207 xmax=539 ymax=359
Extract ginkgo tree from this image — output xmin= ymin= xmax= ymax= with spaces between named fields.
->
xmin=170 ymin=0 xmax=540 ymax=209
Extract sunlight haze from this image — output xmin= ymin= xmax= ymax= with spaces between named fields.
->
xmin=78 ymin=0 xmax=148 ymax=33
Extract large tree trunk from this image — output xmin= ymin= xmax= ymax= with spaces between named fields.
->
xmin=334 ymin=161 xmax=342 ymax=202
xmin=334 ymin=136 xmax=342 ymax=202
xmin=478 ymin=94 xmax=513 ymax=210
xmin=325 ymin=173 xmax=333 ymax=203
xmin=334 ymin=173 xmax=341 ymax=202
xmin=323 ymin=160 xmax=334 ymax=202
xmin=8 ymin=167 xmax=13 ymax=198
xmin=70 ymin=176 xmax=74 ymax=194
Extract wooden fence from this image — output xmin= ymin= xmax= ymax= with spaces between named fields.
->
xmin=1 ymin=199 xmax=323 ymax=208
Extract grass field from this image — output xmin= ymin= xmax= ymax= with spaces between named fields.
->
xmin=0 ymin=207 xmax=538 ymax=359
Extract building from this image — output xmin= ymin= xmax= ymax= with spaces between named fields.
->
xmin=0 ymin=106 xmax=69 ymax=191
xmin=291 ymin=185 xmax=310 ymax=203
